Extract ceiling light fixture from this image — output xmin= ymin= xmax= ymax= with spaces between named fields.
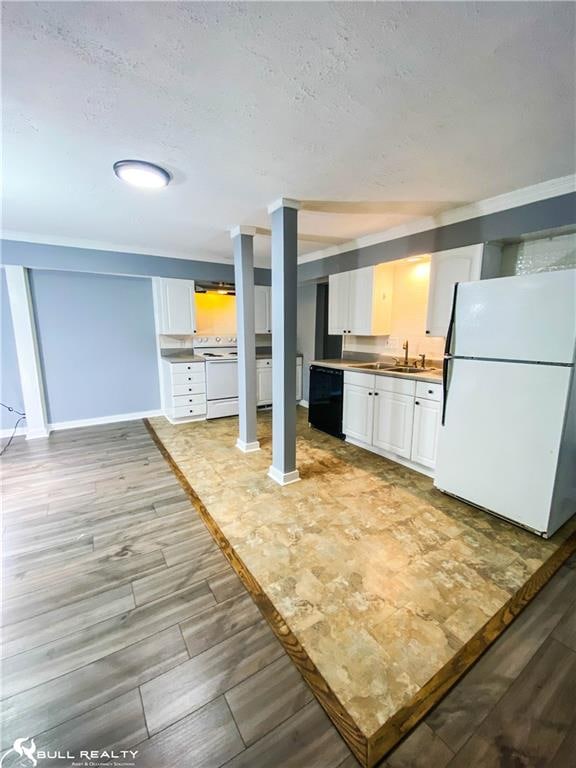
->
xmin=113 ymin=159 xmax=171 ymax=189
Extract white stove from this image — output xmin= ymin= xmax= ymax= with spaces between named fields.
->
xmin=194 ymin=336 xmax=239 ymax=418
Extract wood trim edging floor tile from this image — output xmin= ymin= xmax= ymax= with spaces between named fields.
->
xmin=143 ymin=419 xmax=576 ymax=768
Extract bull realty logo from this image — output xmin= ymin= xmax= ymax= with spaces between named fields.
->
xmin=0 ymin=738 xmax=138 ymax=767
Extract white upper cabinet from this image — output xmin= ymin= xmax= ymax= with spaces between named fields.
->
xmin=425 ymin=245 xmax=483 ymax=338
xmin=254 ymin=286 xmax=272 ymax=334
xmin=154 ymin=279 xmax=196 ymax=335
xmin=328 ymin=264 xmax=394 ymax=336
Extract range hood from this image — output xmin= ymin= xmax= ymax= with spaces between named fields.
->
xmin=195 ymin=281 xmax=235 ymax=295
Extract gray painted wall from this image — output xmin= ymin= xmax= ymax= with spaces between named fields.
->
xmin=0 ymin=270 xmax=25 ymax=430
xmin=1 ymin=240 xmax=272 ymax=286
xmin=297 ymin=282 xmax=317 ymax=402
xmin=298 ymin=193 xmax=576 ymax=282
xmin=29 ymin=270 xmax=160 ymax=424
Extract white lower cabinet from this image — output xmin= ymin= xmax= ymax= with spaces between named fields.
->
xmin=162 ymin=360 xmax=206 ymax=422
xmin=256 ymin=359 xmax=303 ymax=406
xmin=372 ymin=390 xmax=414 ymax=458
xmin=411 ymin=397 xmax=441 ymax=468
xmin=256 ymin=363 xmax=273 ymax=406
xmin=343 ymin=371 xmax=442 ymax=473
xmin=343 ymin=383 xmax=374 ymax=443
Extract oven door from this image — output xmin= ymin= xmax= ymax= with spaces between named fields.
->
xmin=205 ymin=360 xmax=238 ymax=401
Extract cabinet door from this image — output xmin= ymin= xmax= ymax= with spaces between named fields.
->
xmin=348 ymin=267 xmax=374 ymax=335
xmin=426 ymin=246 xmax=483 ymax=337
xmin=257 ymin=366 xmax=273 ymax=405
xmin=328 ymin=273 xmax=350 ymax=335
xmin=411 ymin=397 xmax=441 ymax=469
xmin=158 ymin=279 xmax=196 ymax=334
xmin=343 ymin=383 xmax=374 ymax=444
xmin=255 ymin=286 xmax=271 ymax=334
xmin=372 ymin=390 xmax=414 ymax=458
xmin=296 ymin=364 xmax=303 ymax=401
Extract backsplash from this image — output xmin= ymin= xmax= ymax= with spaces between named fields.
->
xmin=501 ymin=232 xmax=576 ymax=275
xmin=342 ymin=333 xmax=445 ymax=362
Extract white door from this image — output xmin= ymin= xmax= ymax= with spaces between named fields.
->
xmin=254 ymin=286 xmax=271 ymax=334
xmin=348 ymin=267 xmax=374 ymax=335
xmin=426 ymin=246 xmax=482 ymax=337
xmin=328 ymin=273 xmax=350 ymax=334
xmin=435 ymin=358 xmax=571 ymax=533
xmin=159 ymin=279 xmax=196 ymax=334
xmin=451 ymin=270 xmax=576 ymax=363
xmin=257 ymin=366 xmax=273 ymax=405
xmin=372 ymin=390 xmax=414 ymax=458
xmin=205 ymin=361 xmax=238 ymax=400
xmin=411 ymin=398 xmax=441 ymax=468
xmin=343 ymin=383 xmax=374 ymax=443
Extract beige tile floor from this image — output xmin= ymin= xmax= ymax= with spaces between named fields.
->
xmin=149 ymin=408 xmax=576 ymax=740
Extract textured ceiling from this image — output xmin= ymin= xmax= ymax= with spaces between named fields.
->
xmin=2 ymin=1 xmax=575 ymax=266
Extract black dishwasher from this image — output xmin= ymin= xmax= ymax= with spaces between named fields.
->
xmin=309 ymin=365 xmax=344 ymax=439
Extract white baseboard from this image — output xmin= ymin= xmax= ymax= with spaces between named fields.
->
xmin=345 ymin=436 xmax=434 ymax=478
xmin=236 ymin=438 xmax=261 ymax=453
xmin=267 ymin=466 xmax=301 ymax=485
xmin=49 ymin=409 xmax=163 ymax=432
xmin=0 ymin=425 xmax=28 ymax=439
xmin=298 ymin=400 xmax=309 ymax=409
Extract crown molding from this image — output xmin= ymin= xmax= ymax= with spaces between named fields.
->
xmin=0 ymin=230 xmax=232 ymax=266
xmin=297 ymin=174 xmax=576 ymax=265
xmin=267 ymin=197 xmax=301 ymax=214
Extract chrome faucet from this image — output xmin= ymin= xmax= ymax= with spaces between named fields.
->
xmin=419 ymin=353 xmax=426 ymax=368
xmin=402 ymin=340 xmax=409 ymax=366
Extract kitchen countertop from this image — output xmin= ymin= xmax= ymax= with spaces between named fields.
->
xmin=310 ymin=358 xmax=443 ymax=384
xmin=161 ymin=350 xmax=303 ymax=363
xmin=161 ymin=353 xmax=206 ymax=363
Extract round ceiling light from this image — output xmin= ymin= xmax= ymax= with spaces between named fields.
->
xmin=113 ymin=159 xmax=171 ymax=189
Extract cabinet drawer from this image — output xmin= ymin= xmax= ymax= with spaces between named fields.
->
xmin=375 ymin=375 xmax=416 ymax=396
xmin=171 ymin=404 xmax=206 ymax=419
xmin=415 ymin=381 xmax=442 ymax=401
xmin=172 ymin=382 xmax=206 ymax=396
xmin=256 ymin=358 xmax=272 ymax=369
xmin=344 ymin=371 xmax=375 ymax=389
xmin=172 ymin=371 xmax=206 ymax=386
xmin=171 ymin=393 xmax=206 ymax=408
xmin=170 ymin=362 xmax=205 ymax=375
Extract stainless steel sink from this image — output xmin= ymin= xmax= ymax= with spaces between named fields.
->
xmin=355 ymin=363 xmax=437 ymax=374
xmin=355 ymin=362 xmax=397 ymax=371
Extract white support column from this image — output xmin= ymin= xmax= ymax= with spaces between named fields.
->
xmin=4 ymin=266 xmax=50 ymax=439
xmin=231 ymin=226 xmax=260 ymax=453
xmin=267 ymin=198 xmax=300 ymax=485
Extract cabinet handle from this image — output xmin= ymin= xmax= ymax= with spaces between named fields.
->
xmin=425 ymin=330 xmax=430 ymax=335
xmin=415 ymin=401 xmax=420 ymax=405
xmin=368 ymin=392 xmax=373 ymax=396
xmin=374 ymin=392 xmax=379 ymax=396
xmin=428 ymin=389 xmax=433 ymax=394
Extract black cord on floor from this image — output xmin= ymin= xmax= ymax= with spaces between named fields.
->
xmin=0 ymin=402 xmax=27 ymax=456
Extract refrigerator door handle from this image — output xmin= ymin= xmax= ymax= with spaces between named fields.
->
xmin=444 ymin=282 xmax=459 ymax=357
xmin=441 ymin=282 xmax=459 ymax=426
xmin=441 ymin=356 xmax=451 ymax=426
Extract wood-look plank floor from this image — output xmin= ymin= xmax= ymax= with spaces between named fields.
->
xmin=1 ymin=420 xmax=575 ymax=767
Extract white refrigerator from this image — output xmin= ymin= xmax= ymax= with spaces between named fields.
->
xmin=434 ymin=269 xmax=576 ymax=537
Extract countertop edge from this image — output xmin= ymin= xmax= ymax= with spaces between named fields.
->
xmin=310 ymin=359 xmax=443 ymax=384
